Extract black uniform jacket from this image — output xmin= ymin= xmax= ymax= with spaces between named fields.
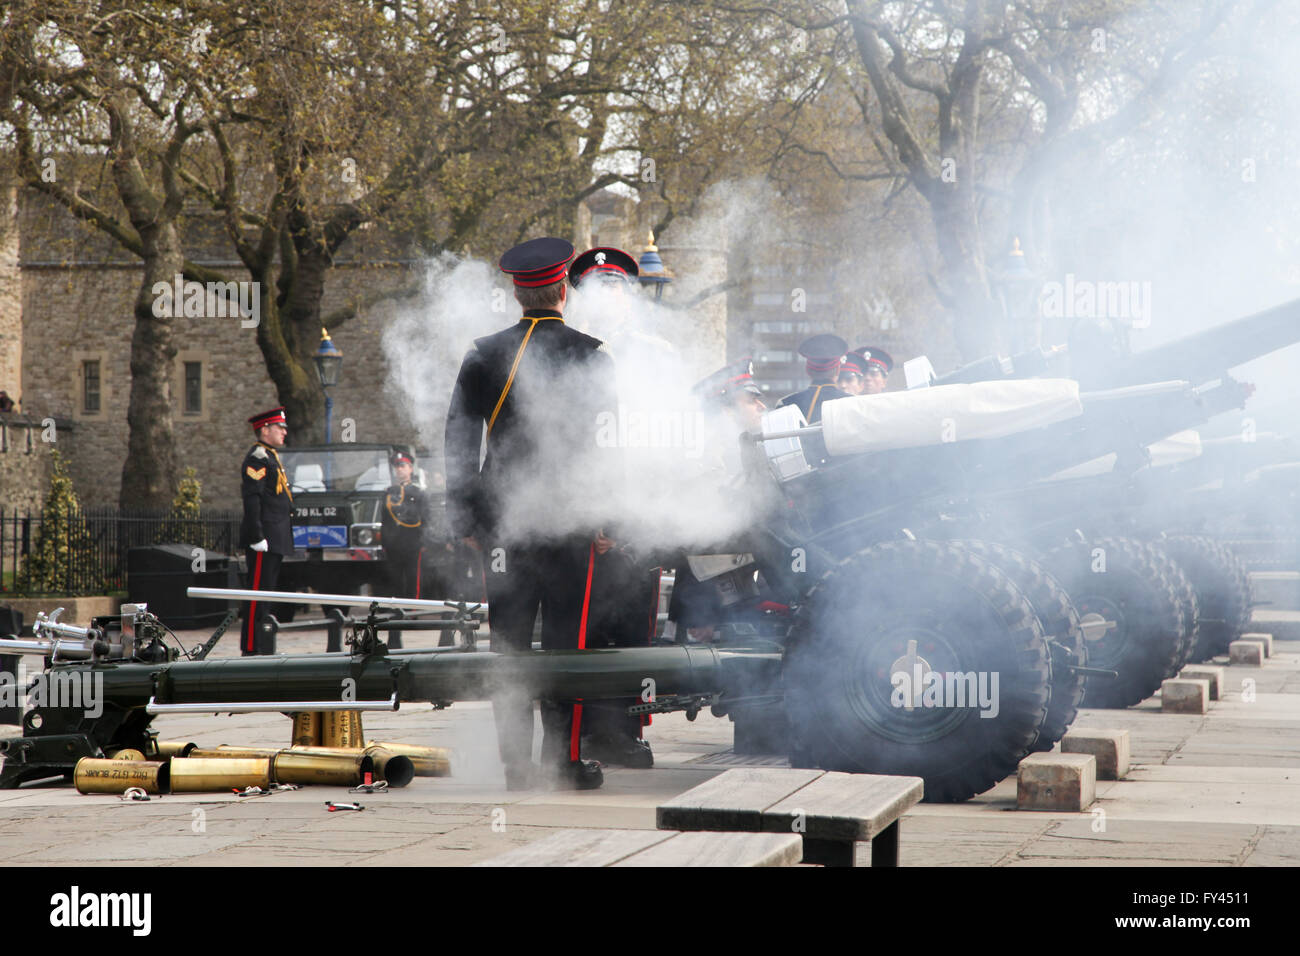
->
xmin=444 ymin=311 xmax=617 ymax=542
xmin=381 ymin=481 xmax=428 ymax=554
xmin=777 ymin=383 xmax=850 ymax=424
xmin=239 ymin=442 xmax=294 ymax=554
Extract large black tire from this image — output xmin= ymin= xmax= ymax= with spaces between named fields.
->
xmin=784 ymin=540 xmax=1051 ymax=803
xmin=1160 ymin=535 xmax=1253 ymax=661
xmin=1041 ymin=537 xmax=1185 ymax=709
xmin=951 ymin=540 xmax=1086 ymax=753
xmin=1146 ymin=543 xmax=1200 ymax=676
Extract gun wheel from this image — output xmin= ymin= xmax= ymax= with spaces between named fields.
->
xmin=948 ymin=540 xmax=1086 ymax=753
xmin=1041 ymin=537 xmax=1184 ymax=709
xmin=1158 ymin=535 xmax=1253 ymax=662
xmin=784 ymin=540 xmax=1050 ymax=803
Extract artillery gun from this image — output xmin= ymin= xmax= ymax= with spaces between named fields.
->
xmin=2 ymin=301 xmax=1297 ymax=802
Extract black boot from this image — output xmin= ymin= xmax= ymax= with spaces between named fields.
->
xmin=583 ymin=734 xmax=653 ymax=769
xmin=548 ymin=759 xmax=604 ymax=790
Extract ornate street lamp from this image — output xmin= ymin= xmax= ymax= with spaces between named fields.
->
xmin=313 ymin=329 xmax=343 ymax=444
xmin=636 ymin=230 xmax=673 ymax=300
xmin=993 ymin=238 xmax=1041 ymax=353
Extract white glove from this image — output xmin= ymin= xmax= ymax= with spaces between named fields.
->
xmin=251 ymin=539 xmax=269 ymax=552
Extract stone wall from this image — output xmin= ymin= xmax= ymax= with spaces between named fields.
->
xmin=19 ymin=261 xmax=418 ymax=510
xmin=0 ymin=416 xmax=66 ymax=513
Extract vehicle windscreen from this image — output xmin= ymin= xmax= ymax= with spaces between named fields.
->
xmin=280 ymin=449 xmax=393 ymax=493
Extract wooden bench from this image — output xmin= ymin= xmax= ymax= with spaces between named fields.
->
xmin=477 ymin=828 xmax=803 ymax=867
xmin=657 ymin=768 xmax=923 ymax=867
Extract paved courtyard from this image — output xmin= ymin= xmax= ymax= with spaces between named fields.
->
xmin=1 ymin=614 xmax=1297 ymax=867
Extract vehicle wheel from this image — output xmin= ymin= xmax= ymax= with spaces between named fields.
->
xmin=1041 ymin=537 xmax=1184 ymax=709
xmin=951 ymin=539 xmax=1086 ymax=753
xmin=1146 ymin=543 xmax=1199 ymax=675
xmin=784 ymin=539 xmax=1050 ymax=803
xmin=1160 ymin=535 xmax=1253 ymax=661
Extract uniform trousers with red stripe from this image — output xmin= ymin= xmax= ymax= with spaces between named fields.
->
xmin=242 ymin=549 xmax=282 ymax=656
xmin=583 ymin=550 xmax=661 ymax=742
xmin=485 ymin=536 xmax=595 ymax=772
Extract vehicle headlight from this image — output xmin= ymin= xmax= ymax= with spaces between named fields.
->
xmin=353 ymin=527 xmax=375 ymax=547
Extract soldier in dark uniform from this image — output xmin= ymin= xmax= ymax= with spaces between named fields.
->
xmin=381 ymin=450 xmax=430 ymax=598
xmin=239 ymin=406 xmax=293 ymax=656
xmin=444 ymin=236 xmax=616 ymax=791
xmin=852 ymin=345 xmax=894 ymax=395
xmin=567 ymin=246 xmax=658 ymax=769
xmin=777 ymin=333 xmax=851 ymax=423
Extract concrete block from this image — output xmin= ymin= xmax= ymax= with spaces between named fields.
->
xmin=1250 ymin=610 xmax=1300 ymax=642
xmin=1061 ymin=729 xmax=1130 ymax=780
xmin=1229 ymin=641 xmax=1264 ymax=666
xmin=1178 ymin=665 xmax=1225 ymax=700
xmin=1248 ymin=572 xmax=1300 ymax=611
xmin=1238 ymin=632 xmax=1273 ymax=658
xmin=1161 ymin=679 xmax=1209 ymax=714
xmin=1017 ymin=753 xmax=1096 ymax=812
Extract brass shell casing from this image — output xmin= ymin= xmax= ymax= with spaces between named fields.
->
xmin=107 ymin=749 xmax=146 ymax=761
xmin=192 ymin=745 xmax=411 ymax=786
xmin=366 ymin=741 xmax=452 ymax=777
xmin=290 ymin=712 xmax=322 ymax=747
xmin=153 ymin=740 xmax=198 ymax=759
xmin=168 ymin=757 xmax=272 ymax=793
xmin=320 ymin=710 xmax=365 ymax=748
xmin=74 ymin=758 xmax=168 ymax=794
xmin=272 ymin=750 xmax=373 ymax=786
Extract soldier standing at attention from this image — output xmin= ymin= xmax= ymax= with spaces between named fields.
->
xmin=239 ymin=406 xmax=293 ymax=656
xmin=777 ymin=333 xmax=851 ymax=423
xmin=444 ymin=236 xmax=616 ymax=791
xmin=381 ymin=450 xmax=429 ymax=598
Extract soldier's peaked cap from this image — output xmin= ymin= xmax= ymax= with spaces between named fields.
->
xmin=499 ymin=237 xmax=575 ymax=287
xmin=569 ymin=247 xmax=639 ymax=287
xmin=693 ymin=359 xmax=762 ymax=403
xmin=248 ymin=406 xmax=287 ymax=430
xmin=798 ymin=333 xmax=848 ymax=374
xmin=853 ymin=346 xmax=895 ymax=374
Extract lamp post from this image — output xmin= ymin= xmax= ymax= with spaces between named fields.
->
xmin=636 ymin=230 xmax=673 ymax=300
xmin=993 ymin=238 xmax=1041 ymax=353
xmin=312 ymin=329 xmax=343 ymax=444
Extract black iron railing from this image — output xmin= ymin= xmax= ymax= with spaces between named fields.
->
xmin=0 ymin=507 xmax=241 ymax=596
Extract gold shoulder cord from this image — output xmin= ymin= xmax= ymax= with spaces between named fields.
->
xmin=486 ymin=317 xmax=560 ymax=436
xmin=386 ymin=485 xmax=421 ymax=528
xmin=266 ymin=445 xmax=293 ymax=503
xmin=807 ymin=384 xmax=827 ymax=421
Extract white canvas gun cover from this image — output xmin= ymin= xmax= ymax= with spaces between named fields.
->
xmin=817 ymin=378 xmax=1084 ymax=457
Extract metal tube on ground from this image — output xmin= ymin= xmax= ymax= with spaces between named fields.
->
xmin=199 ymin=745 xmax=415 ymax=787
xmin=169 ymin=757 xmax=272 ymax=792
xmin=365 ymin=741 xmax=452 ymax=777
xmin=290 ymin=712 xmax=322 ymax=747
xmin=153 ymin=741 xmax=198 ymax=759
xmin=74 ymin=758 xmax=168 ymax=795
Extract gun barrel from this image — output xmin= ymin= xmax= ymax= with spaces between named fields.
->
xmin=186 ymin=587 xmax=486 ymax=613
xmin=89 ymin=644 xmax=780 ymax=707
xmin=0 ymin=637 xmax=95 ymax=658
xmin=1109 ymin=296 xmax=1300 ymax=386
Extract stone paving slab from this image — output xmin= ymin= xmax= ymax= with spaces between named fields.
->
xmin=3 ymin=625 xmax=1300 ymax=866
